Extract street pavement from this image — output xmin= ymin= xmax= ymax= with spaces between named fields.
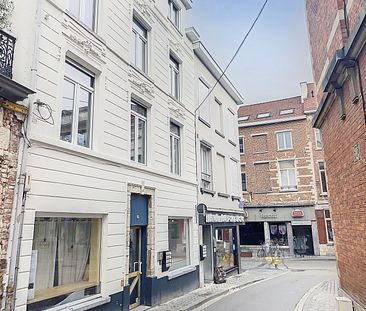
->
xmin=150 ymin=257 xmax=337 ymax=311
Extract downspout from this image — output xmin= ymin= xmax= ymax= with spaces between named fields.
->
xmin=6 ymin=0 xmax=42 ymax=309
xmin=343 ymin=0 xmax=350 ymax=37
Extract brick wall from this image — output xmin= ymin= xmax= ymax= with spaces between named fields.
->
xmin=0 ymin=106 xmax=23 ymax=306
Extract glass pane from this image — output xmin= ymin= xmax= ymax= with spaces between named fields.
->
xmin=65 ymin=62 xmax=94 ymax=88
xmin=215 ymin=228 xmax=235 ymax=270
xmin=129 ymin=228 xmax=140 ymax=273
xmin=170 ymin=122 xmax=180 ymax=136
xmin=278 ymin=133 xmax=285 ymax=149
xmin=319 ymin=162 xmax=325 ymax=170
xmin=174 ymin=137 xmax=180 ymax=174
xmin=170 ymin=136 xmax=174 ymax=173
xmin=324 ymin=210 xmax=331 ymax=218
xmin=69 ymin=0 xmax=81 ymax=18
xmin=326 ymin=220 xmax=333 ymax=241
xmin=29 ymin=218 xmax=101 ymax=309
xmin=131 ymin=101 xmax=147 ymax=117
xmin=61 ymin=79 xmax=75 ymax=143
xmin=281 ymin=170 xmax=289 ymax=187
xmin=77 ymin=88 xmax=91 ymax=147
xmin=133 ymin=18 xmax=147 ymax=38
xmin=280 ymin=160 xmax=295 ymax=169
xmin=169 ymin=219 xmax=189 ymax=270
xmin=288 ymin=169 xmax=297 ymax=188
xmin=131 ymin=115 xmax=136 ymax=161
xmin=321 ymin=171 xmax=328 ymax=193
xmin=137 ymin=118 xmax=146 ymax=164
xmin=285 ymin=132 xmax=292 ymax=148
xmin=83 ymin=0 xmax=96 ymax=29
xmin=141 ymin=39 xmax=146 ymax=72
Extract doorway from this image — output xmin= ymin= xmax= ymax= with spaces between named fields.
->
xmin=292 ymin=225 xmax=314 ymax=256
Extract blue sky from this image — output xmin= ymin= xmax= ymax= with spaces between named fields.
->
xmin=188 ymin=0 xmax=313 ymax=104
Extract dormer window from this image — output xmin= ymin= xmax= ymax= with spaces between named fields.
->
xmin=279 ymin=108 xmax=294 ymax=115
xmin=238 ymin=115 xmax=249 ymax=121
xmin=256 ymin=112 xmax=271 ymax=119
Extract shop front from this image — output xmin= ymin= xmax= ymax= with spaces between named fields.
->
xmin=199 ymin=210 xmax=245 ymax=282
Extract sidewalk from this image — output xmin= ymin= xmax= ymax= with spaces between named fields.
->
xmin=150 ymin=265 xmax=288 ymax=311
xmin=294 ymin=279 xmax=338 ymax=311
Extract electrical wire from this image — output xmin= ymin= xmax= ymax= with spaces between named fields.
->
xmin=195 ymin=0 xmax=269 ymax=113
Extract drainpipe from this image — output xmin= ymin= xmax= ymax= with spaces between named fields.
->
xmin=6 ymin=0 xmax=42 ymax=309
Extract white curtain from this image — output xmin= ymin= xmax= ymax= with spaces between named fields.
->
xmin=33 ymin=219 xmax=58 ymax=291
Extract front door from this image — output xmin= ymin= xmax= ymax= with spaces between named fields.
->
xmin=129 ymin=227 xmax=142 ymax=308
xmin=293 ymin=225 xmax=314 ymax=255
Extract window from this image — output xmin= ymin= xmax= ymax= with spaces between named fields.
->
xmin=213 ymin=99 xmax=224 ymax=134
xmin=319 ymin=161 xmax=328 ymax=194
xmin=61 ymin=61 xmax=94 ymax=148
xmin=253 ymin=134 xmax=268 ymax=153
xmin=229 ymin=159 xmax=239 ymax=195
xmin=315 ymin=129 xmax=323 ymax=149
xmin=254 ymin=162 xmax=271 ymax=192
xmin=170 ymin=122 xmax=180 ymax=175
xmin=279 ymin=108 xmax=294 ymax=115
xmin=131 ymin=101 xmax=147 ymax=164
xmin=257 ymin=112 xmax=271 ymax=119
xmin=238 ymin=115 xmax=249 ymax=121
xmin=69 ymin=0 xmax=96 ymax=30
xmin=227 ymin=109 xmax=236 ymax=142
xmin=269 ymin=222 xmax=288 ymax=246
xmin=168 ymin=0 xmax=180 ymax=28
xmin=324 ymin=210 xmax=333 ymax=242
xmin=169 ymin=54 xmax=180 ymax=100
xmin=132 ymin=17 xmax=148 ymax=73
xmin=169 ymin=218 xmax=190 ymax=270
xmin=241 ymin=172 xmax=247 ymax=192
xmin=279 ymin=160 xmax=297 ymax=191
xmin=28 ymin=218 xmax=101 ymax=310
xmin=216 ymin=154 xmax=227 ymax=193
xmin=277 ymin=131 xmax=293 ymax=150
xmin=198 ymin=78 xmax=210 ymax=123
xmin=239 ymin=137 xmax=245 ymax=154
xmin=201 ymin=144 xmax=212 ymax=190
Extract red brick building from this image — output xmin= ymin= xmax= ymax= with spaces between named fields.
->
xmin=306 ymin=1 xmax=366 ymax=310
xmin=238 ymin=83 xmax=334 ymax=258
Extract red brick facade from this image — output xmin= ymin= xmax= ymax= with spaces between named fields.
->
xmin=0 ymin=105 xmax=23 ymax=306
xmin=306 ymin=1 xmax=366 ymax=309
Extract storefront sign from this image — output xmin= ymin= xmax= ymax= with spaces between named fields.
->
xmin=205 ymin=213 xmax=245 ymax=223
xmin=291 ymin=220 xmax=311 ymax=226
xmin=292 ymin=209 xmax=305 ymax=218
xmin=260 ymin=213 xmax=278 ymax=219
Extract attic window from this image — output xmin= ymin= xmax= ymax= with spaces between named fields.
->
xmin=256 ymin=112 xmax=271 ymax=119
xmin=279 ymin=108 xmax=294 ymax=115
xmin=239 ymin=115 xmax=249 ymax=121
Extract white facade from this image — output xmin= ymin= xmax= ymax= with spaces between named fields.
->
xmin=6 ymin=0 xmax=201 ymax=310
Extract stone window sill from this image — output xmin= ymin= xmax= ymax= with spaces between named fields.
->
xmin=198 ymin=117 xmax=211 ymax=128
xmin=200 ymin=188 xmax=215 ymax=196
xmin=168 ymin=265 xmax=196 ymax=280
xmin=218 ymin=192 xmax=230 ymax=198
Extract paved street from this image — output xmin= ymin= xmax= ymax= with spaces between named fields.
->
xmin=200 ymin=259 xmax=337 ymax=311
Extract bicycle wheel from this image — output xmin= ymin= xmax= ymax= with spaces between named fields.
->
xmin=257 ymin=249 xmax=265 ymax=258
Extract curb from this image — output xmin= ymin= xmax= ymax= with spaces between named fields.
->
xmin=294 ymin=280 xmax=328 ymax=311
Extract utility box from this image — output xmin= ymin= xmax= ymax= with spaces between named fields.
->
xmin=336 ymin=297 xmax=353 ymax=311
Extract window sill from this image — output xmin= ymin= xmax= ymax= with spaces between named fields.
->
xmin=280 ymin=188 xmax=298 ymax=192
xmin=198 ymin=117 xmax=211 ymax=128
xmin=64 ymin=11 xmax=105 ymax=45
xmin=167 ymin=265 xmax=196 ymax=280
xmin=277 ymin=148 xmax=293 ymax=152
xmin=130 ymin=63 xmax=154 ymax=84
xmin=45 ymin=294 xmax=110 ymax=311
xmin=168 ymin=94 xmax=185 ymax=108
xmin=228 ymin=139 xmax=237 ymax=147
xmin=167 ymin=17 xmax=184 ymax=37
xmin=218 ymin=192 xmax=230 ymax=198
xmin=327 ymin=242 xmax=334 ymax=246
xmin=215 ymin=130 xmax=225 ymax=139
xmin=200 ymin=188 xmax=215 ymax=196
xmin=253 ymin=151 xmax=268 ymax=154
xmin=231 ymin=195 xmax=241 ymax=201
xmin=320 ymin=193 xmax=328 ymax=197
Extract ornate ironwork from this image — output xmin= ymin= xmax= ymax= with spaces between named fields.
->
xmin=0 ymin=29 xmax=15 ymax=79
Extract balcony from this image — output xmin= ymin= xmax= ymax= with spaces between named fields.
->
xmin=0 ymin=29 xmax=15 ymax=79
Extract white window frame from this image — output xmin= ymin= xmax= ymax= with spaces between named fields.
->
xmin=132 ymin=17 xmax=148 ymax=74
xmin=276 ymin=131 xmax=293 ymax=151
xmin=68 ymin=0 xmax=97 ymax=30
xmin=314 ymin=129 xmax=323 ymax=149
xmin=168 ymin=0 xmax=180 ymax=29
xmin=257 ymin=112 xmax=271 ymax=119
xmin=201 ymin=143 xmax=212 ymax=190
xmin=169 ymin=53 xmax=180 ymax=100
xmin=238 ymin=115 xmax=249 ymax=121
xmin=239 ymin=136 xmax=245 ymax=154
xmin=318 ymin=161 xmax=328 ymax=195
xmin=170 ymin=121 xmax=181 ymax=175
xmin=61 ymin=61 xmax=94 ymax=148
xmin=130 ymin=100 xmax=147 ymax=164
xmin=324 ymin=210 xmax=333 ymax=243
xmin=278 ymin=159 xmax=298 ymax=191
xmin=279 ymin=108 xmax=294 ymax=115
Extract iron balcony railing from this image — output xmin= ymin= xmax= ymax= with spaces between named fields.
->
xmin=0 ymin=29 xmax=15 ymax=79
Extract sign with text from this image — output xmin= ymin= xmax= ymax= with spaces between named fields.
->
xmin=205 ymin=213 xmax=245 ymax=224
xmin=291 ymin=209 xmax=305 ymax=218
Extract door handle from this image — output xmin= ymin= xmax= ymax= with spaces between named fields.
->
xmin=134 ymin=261 xmax=139 ymax=272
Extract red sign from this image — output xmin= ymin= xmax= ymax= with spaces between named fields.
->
xmin=292 ymin=209 xmax=305 ymax=218
xmin=243 ymin=210 xmax=249 ymax=218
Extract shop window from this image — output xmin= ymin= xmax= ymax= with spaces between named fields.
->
xmin=28 ymin=218 xmax=101 ymax=310
xmin=168 ymin=218 xmax=190 ymax=270
xmin=269 ymin=223 xmax=288 ymax=246
xmin=215 ymin=228 xmax=235 ymax=271
xmin=324 ymin=210 xmax=333 ymax=242
xmin=239 ymin=222 xmax=265 ymax=245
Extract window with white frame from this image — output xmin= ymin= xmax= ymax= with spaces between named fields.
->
xmin=324 ymin=210 xmax=333 ymax=242
xmin=315 ymin=129 xmax=323 ymax=149
xmin=201 ymin=144 xmax=212 ymax=190
xmin=198 ymin=78 xmax=210 ymax=123
xmin=170 ymin=122 xmax=181 ymax=175
xmin=168 ymin=218 xmax=190 ymax=270
xmin=279 ymin=108 xmax=294 ymax=115
xmin=131 ymin=100 xmax=147 ymax=164
xmin=319 ymin=161 xmax=328 ymax=194
xmin=132 ymin=17 xmax=148 ymax=73
xmin=69 ymin=0 xmax=96 ymax=30
xmin=169 ymin=54 xmax=180 ymax=100
xmin=28 ymin=218 xmax=101 ymax=309
xmin=168 ymin=0 xmax=180 ymax=28
xmin=239 ymin=137 xmax=245 ymax=154
xmin=227 ymin=109 xmax=236 ymax=142
xmin=279 ymin=160 xmax=297 ymax=191
xmin=277 ymin=131 xmax=293 ymax=150
xmin=257 ymin=112 xmax=271 ymax=119
xmin=61 ymin=61 xmax=94 ymax=148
